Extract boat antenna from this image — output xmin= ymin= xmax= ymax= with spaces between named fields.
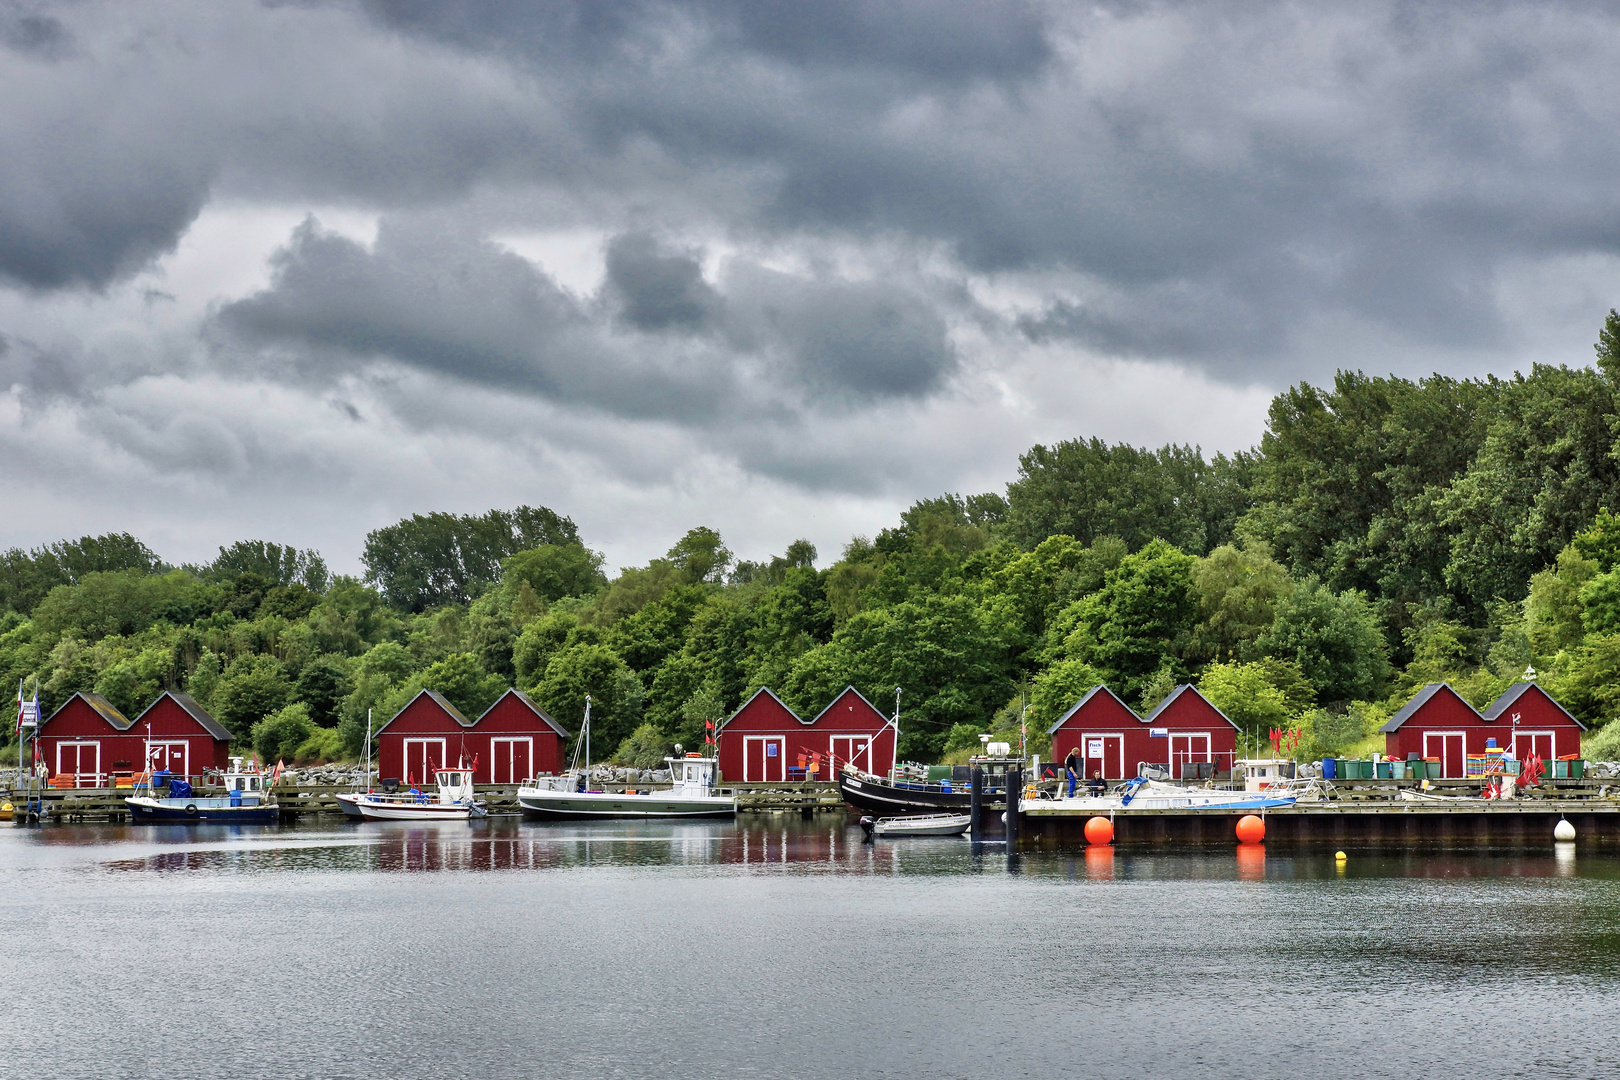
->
xmin=1019 ymin=695 xmax=1028 ymax=760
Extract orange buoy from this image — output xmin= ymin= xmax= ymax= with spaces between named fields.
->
xmin=1084 ymin=815 xmax=1114 ymax=846
xmin=1235 ymin=814 xmax=1266 ymax=845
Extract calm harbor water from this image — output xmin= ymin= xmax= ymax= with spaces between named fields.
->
xmin=4 ymin=815 xmax=1619 ymax=1080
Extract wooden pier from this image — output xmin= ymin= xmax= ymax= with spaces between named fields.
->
xmin=1022 ymin=784 xmax=1620 ymax=847
xmin=6 ymin=779 xmax=848 ymax=823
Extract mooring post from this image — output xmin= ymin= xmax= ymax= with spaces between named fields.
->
xmin=970 ymin=766 xmax=985 ymax=839
xmin=1006 ymin=766 xmax=1021 ymax=848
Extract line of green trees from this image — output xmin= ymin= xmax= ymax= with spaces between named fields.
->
xmin=6 ymin=311 xmax=1620 ymax=767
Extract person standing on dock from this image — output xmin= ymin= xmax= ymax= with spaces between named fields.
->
xmin=1065 ymin=747 xmax=1080 ymax=797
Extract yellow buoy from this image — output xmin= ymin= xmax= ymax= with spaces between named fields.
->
xmin=1335 ymin=850 xmax=1347 ymax=861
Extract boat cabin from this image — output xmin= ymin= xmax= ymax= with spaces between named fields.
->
xmin=1237 ymin=758 xmax=1296 ymax=792
xmin=667 ymin=755 xmax=718 ymax=796
xmin=223 ymin=758 xmax=267 ymax=794
xmin=432 ymin=768 xmax=476 ymax=805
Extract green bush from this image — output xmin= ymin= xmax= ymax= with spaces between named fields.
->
xmin=252 ymin=702 xmax=314 ymax=763
xmin=613 ymin=723 xmax=672 ymax=769
xmin=293 ymin=725 xmax=346 ymax=764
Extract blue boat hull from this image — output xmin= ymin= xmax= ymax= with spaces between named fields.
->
xmin=126 ymin=798 xmax=280 ymax=824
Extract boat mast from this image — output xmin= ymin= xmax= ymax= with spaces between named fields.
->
xmin=893 ymin=686 xmax=902 ymax=771
xmin=583 ymin=695 xmax=592 ymax=778
xmin=363 ymin=707 xmax=372 ymax=791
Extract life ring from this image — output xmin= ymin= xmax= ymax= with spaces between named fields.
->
xmin=184 ymin=804 xmax=199 ymax=816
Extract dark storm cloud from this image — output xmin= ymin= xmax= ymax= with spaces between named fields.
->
xmin=722 ymin=264 xmax=955 ymax=401
xmin=4 ymin=0 xmax=1620 ymax=380
xmin=358 ymin=0 xmax=1052 ymax=84
xmin=217 ymin=219 xmax=728 ymax=422
xmin=604 ymin=233 xmax=721 ymax=333
xmin=1 ymin=5 xmax=72 ymax=58
xmin=214 ymin=217 xmax=955 ymax=421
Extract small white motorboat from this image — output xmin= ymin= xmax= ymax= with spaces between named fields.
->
xmin=354 ymin=768 xmax=486 ymax=821
xmin=859 ymin=812 xmax=971 ymax=839
xmin=1029 ymin=776 xmax=1297 ymax=813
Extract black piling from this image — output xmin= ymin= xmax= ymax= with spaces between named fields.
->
xmin=969 ymin=766 xmax=984 ymax=839
xmin=1006 ymin=766 xmax=1021 ymax=848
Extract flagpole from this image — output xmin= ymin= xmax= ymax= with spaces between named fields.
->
xmin=15 ymin=678 xmax=23 ymax=804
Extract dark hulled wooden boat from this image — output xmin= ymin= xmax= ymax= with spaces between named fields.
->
xmin=837 ymin=758 xmax=1018 ymax=816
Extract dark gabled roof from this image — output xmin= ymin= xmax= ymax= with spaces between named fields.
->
xmin=807 ymin=685 xmax=889 ymax=727
xmin=375 ymin=689 xmax=474 ymax=735
xmin=475 ymin=688 xmax=569 ymax=737
xmin=1047 ymin=685 xmax=1138 ymax=735
xmin=42 ymin=691 xmax=134 ymax=732
xmin=716 ymin=686 xmax=801 ymax=732
xmin=1143 ymin=685 xmax=1240 ymax=731
xmin=1379 ymin=682 xmax=1464 ymax=733
xmin=138 ymin=690 xmax=233 ymax=742
xmin=47 ymin=693 xmax=133 ymax=735
xmin=1481 ymin=682 xmax=1587 ymax=731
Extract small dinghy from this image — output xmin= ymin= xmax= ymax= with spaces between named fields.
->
xmin=859 ymin=812 xmax=972 ymax=839
xmin=353 ymin=768 xmax=486 ymax=821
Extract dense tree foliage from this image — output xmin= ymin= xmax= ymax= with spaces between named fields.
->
xmin=361 ymin=505 xmax=581 ymax=611
xmin=9 ymin=312 xmax=1620 ymax=766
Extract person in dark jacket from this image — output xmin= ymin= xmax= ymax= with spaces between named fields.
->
xmin=1087 ymin=770 xmax=1106 ymax=798
xmin=1065 ymin=748 xmax=1080 ymax=798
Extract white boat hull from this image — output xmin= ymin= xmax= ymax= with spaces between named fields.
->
xmin=869 ymin=813 xmax=971 ymax=837
xmin=335 ymin=792 xmax=366 ymax=819
xmin=516 ymin=787 xmax=736 ymax=820
xmin=354 ymin=796 xmax=475 ymax=821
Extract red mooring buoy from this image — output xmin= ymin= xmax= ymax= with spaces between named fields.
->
xmin=1085 ymin=815 xmax=1114 ymax=846
xmin=1235 ymin=814 xmax=1266 ymax=844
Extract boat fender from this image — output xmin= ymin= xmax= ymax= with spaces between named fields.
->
xmin=184 ymin=804 xmax=199 ymax=816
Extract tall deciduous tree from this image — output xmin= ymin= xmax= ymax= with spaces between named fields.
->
xmin=362 ymin=505 xmax=581 ymax=611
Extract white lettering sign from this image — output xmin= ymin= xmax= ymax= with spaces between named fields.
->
xmin=1087 ymin=739 xmax=1104 ymax=758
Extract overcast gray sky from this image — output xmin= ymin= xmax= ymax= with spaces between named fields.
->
xmin=3 ymin=0 xmax=1618 ymax=574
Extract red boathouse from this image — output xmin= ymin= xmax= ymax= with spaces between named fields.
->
xmin=375 ymin=688 xmax=568 ymax=786
xmin=1383 ymin=681 xmax=1585 ymax=777
xmin=715 ymin=686 xmax=897 ymax=782
xmin=1048 ymin=684 xmax=1239 ymax=780
xmin=36 ymin=690 xmax=233 ymax=785
xmin=1480 ymin=681 xmax=1586 ymax=762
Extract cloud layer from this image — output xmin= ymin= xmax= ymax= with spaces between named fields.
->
xmin=2 ymin=0 xmax=1618 ymax=568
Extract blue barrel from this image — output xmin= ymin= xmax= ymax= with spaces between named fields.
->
xmin=1321 ymin=757 xmax=1336 ymax=779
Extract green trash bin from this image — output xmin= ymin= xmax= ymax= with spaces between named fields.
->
xmin=1375 ymin=761 xmax=1393 ymax=779
xmin=1408 ymin=760 xmax=1426 ymax=780
xmin=1555 ymin=760 xmax=1569 ymax=779
xmin=1571 ymin=759 xmax=1586 ymax=780
xmin=1390 ymin=761 xmax=1406 ymax=780
xmin=1335 ymin=758 xmax=1348 ymax=780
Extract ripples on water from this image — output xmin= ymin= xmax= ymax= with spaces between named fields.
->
xmin=4 ymin=816 xmax=1619 ymax=1080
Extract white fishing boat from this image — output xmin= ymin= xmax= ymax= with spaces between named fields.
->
xmin=353 ymin=768 xmax=486 ymax=821
xmin=515 ymin=696 xmax=735 ymax=820
xmin=1029 ymin=776 xmax=1297 ymax=812
xmin=337 ymin=707 xmax=377 ymax=818
xmin=517 ymin=755 xmax=735 ymax=819
xmin=859 ymin=812 xmax=971 ymax=839
xmin=126 ymin=757 xmax=281 ymax=824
